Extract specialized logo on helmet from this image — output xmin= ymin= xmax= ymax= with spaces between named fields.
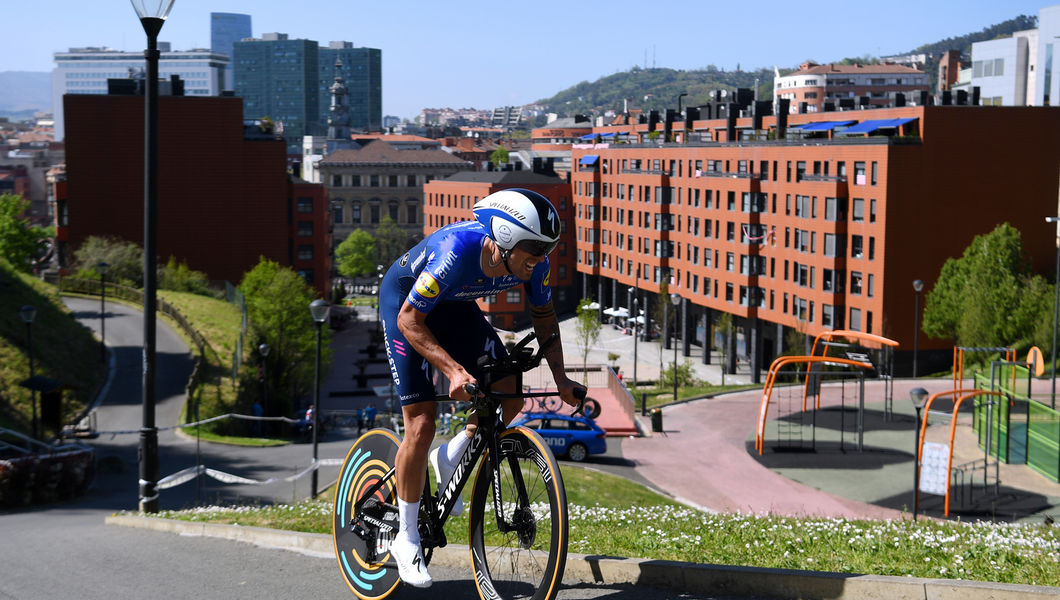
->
xmin=546 ymin=208 xmax=558 ymax=236
xmin=496 ymin=223 xmax=513 ymax=244
xmin=414 ymin=272 xmax=440 ymax=298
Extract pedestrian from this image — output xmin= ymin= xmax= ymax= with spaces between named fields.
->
xmin=355 ymin=407 xmax=364 ymax=434
xmin=365 ymin=403 xmax=377 ymax=429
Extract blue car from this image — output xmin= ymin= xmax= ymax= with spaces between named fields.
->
xmin=512 ymin=412 xmax=607 ymax=462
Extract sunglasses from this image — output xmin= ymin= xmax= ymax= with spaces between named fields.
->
xmin=514 ymin=239 xmax=558 ymax=257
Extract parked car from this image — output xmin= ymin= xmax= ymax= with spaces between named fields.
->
xmin=512 ymin=412 xmax=607 ymax=462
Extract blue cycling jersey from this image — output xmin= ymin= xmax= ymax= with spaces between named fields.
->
xmin=377 ymin=220 xmax=551 ymax=406
xmin=389 ymin=220 xmax=552 ymax=313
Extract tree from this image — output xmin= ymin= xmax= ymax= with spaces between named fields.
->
xmin=336 ymin=229 xmax=377 ymax=278
xmin=72 ymin=236 xmax=144 ymax=285
xmin=240 ymin=258 xmax=331 ymax=418
xmin=159 ymin=256 xmax=211 ymax=295
xmin=574 ymin=297 xmax=601 ymax=384
xmin=923 ymin=223 xmax=1049 ymax=349
xmin=489 ymin=146 xmax=509 ymax=167
xmin=375 ymin=215 xmax=408 ymax=268
xmin=0 ymin=193 xmax=52 ymax=272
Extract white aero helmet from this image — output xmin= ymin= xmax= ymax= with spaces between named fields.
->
xmin=472 ymin=188 xmax=561 ymax=256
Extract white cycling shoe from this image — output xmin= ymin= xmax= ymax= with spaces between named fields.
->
xmin=390 ymin=535 xmax=432 ymax=588
xmin=430 ymin=446 xmax=464 ymax=517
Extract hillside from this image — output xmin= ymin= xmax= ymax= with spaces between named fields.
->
xmin=533 ymin=13 xmax=1038 ymax=122
xmin=0 ymin=71 xmax=51 ymax=117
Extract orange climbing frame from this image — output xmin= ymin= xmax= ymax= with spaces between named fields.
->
xmin=755 ymin=354 xmax=875 ymax=455
xmin=805 ymin=330 xmax=899 ymax=410
xmin=915 ymin=389 xmax=1005 ymax=517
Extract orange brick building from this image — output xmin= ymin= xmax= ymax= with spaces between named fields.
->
xmin=423 ymin=166 xmax=577 ymax=330
xmin=571 ymin=104 xmax=1060 ymax=379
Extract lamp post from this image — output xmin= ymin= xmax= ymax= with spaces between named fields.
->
xmin=912 ymin=279 xmax=923 ymax=378
xmin=132 ymin=0 xmax=175 ymax=514
xmin=258 ymin=342 xmax=270 ymax=425
xmin=670 ymin=293 xmax=680 ymax=403
xmin=909 ymin=387 xmax=929 ymax=520
xmin=375 ymin=265 xmax=384 ymax=335
xmin=20 ymin=305 xmax=38 ymax=440
xmin=1047 ymin=216 xmax=1060 ymax=409
xmin=97 ymin=261 xmax=109 ymax=362
xmin=309 ymin=299 xmax=331 ymax=498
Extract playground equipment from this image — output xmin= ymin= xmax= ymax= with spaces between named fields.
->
xmin=807 ymin=330 xmax=898 ymax=416
xmin=915 ymin=389 xmax=1005 ymax=517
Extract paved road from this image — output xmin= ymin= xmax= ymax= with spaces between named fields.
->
xmin=2 ymin=297 xmax=736 ymax=600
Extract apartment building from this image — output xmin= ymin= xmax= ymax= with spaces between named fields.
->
xmin=319 ymin=139 xmax=473 ymax=251
xmin=423 ymin=164 xmax=577 ymax=330
xmin=571 ymin=104 xmax=1059 ymax=380
xmin=774 ymin=62 xmax=930 ymax=113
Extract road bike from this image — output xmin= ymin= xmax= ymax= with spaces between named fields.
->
xmin=332 ymin=332 xmax=586 ymax=600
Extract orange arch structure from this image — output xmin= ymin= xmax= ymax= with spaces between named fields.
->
xmin=806 ymin=330 xmax=898 ymax=411
xmin=755 ymin=355 xmax=875 ymax=455
xmin=915 ymin=389 xmax=1005 ymax=517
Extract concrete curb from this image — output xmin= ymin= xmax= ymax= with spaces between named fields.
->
xmin=105 ymin=515 xmax=1060 ymax=599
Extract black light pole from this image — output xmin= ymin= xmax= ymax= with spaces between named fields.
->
xmin=912 ymin=279 xmax=923 ymax=379
xmin=132 ymin=0 xmax=175 ymax=513
xmin=258 ymin=342 xmax=270 ymax=421
xmin=20 ymin=305 xmax=37 ymax=440
xmin=375 ymin=265 xmax=384 ymax=335
xmin=670 ymin=293 xmax=680 ymax=402
xmin=309 ymin=299 xmax=331 ymax=498
xmin=97 ymin=261 xmax=109 ymax=362
xmin=1047 ymin=216 xmax=1060 ymax=409
xmin=909 ymin=387 xmax=929 ymax=520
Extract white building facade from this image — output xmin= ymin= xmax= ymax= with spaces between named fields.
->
xmin=51 ymin=45 xmax=228 ymax=140
xmin=968 ymin=4 xmax=1060 ymax=106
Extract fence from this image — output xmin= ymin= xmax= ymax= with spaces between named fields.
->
xmin=973 ymin=365 xmax=1060 ymax=482
xmin=522 ymin=363 xmax=636 ymax=426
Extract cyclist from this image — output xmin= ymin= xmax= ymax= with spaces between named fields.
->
xmin=377 ymin=188 xmax=583 ymax=587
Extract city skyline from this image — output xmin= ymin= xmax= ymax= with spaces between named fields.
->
xmin=1 ymin=0 xmax=1050 ymax=119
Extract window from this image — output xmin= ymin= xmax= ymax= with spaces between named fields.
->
xmin=389 ymin=202 xmax=399 ymax=221
xmin=868 ymin=237 xmax=876 ymax=260
xmin=725 ymin=283 xmax=734 ymax=302
xmin=825 ymin=197 xmax=846 ymax=221
xmin=854 ymin=162 xmax=866 ymax=185
xmin=850 ymin=271 xmax=863 ymax=295
xmin=851 ymin=235 xmax=863 ymax=258
xmin=370 ymin=175 xmax=380 ymax=187
xmin=406 ymin=202 xmax=418 ymax=224
xmin=867 ymin=274 xmax=875 ymax=297
xmin=297 ymin=245 xmax=313 ymax=260
xmin=726 ymin=252 xmax=735 ymax=271
xmin=370 ymin=204 xmax=380 ymax=224
xmin=297 ymin=197 xmax=313 ymax=213
xmin=332 ymin=206 xmax=343 ymax=224
xmin=870 ymin=162 xmax=878 ymax=185
xmin=389 ymin=175 xmax=399 ymax=187
xmin=849 ymin=307 xmax=862 ymax=332
xmin=822 ymin=304 xmax=834 ymax=327
xmin=406 ymin=175 xmax=416 ymax=187
xmin=851 ymin=198 xmax=864 ymax=222
xmin=297 ymin=221 xmax=313 ymax=236
xmin=352 ymin=203 xmax=361 ymax=223
xmin=506 ymin=289 xmax=522 ymax=304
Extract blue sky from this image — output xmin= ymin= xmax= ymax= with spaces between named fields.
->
xmin=2 ymin=0 xmax=1050 ymax=119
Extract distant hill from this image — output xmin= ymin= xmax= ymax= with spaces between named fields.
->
xmin=0 ymin=71 xmax=52 ymax=117
xmin=533 ymin=14 xmax=1038 ymax=123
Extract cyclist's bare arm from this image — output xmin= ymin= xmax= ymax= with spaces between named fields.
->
xmin=396 ymin=302 xmax=476 ymax=402
xmin=530 ymin=301 xmax=582 ymax=407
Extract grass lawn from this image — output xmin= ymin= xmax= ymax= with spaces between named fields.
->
xmin=151 ymin=463 xmax=1060 ymax=586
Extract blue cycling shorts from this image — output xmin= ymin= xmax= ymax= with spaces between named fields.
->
xmin=380 ymin=300 xmax=508 ymax=406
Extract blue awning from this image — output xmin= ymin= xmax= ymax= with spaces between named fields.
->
xmin=579 ymin=133 xmax=597 ymax=140
xmin=800 ymin=120 xmax=855 ymax=132
xmin=579 ymin=155 xmax=600 ymax=165
xmin=842 ymin=117 xmax=918 ymax=134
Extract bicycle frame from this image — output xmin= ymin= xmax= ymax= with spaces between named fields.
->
xmin=348 ymin=332 xmax=582 ymax=558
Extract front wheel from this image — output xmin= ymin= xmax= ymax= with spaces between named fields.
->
xmin=468 ymin=427 xmax=568 ymax=600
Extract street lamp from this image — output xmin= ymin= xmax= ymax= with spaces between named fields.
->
xmin=912 ymin=279 xmax=924 ymax=378
xmin=1047 ymin=216 xmax=1060 ymax=409
xmin=309 ymin=298 xmax=331 ymax=498
xmin=909 ymin=386 xmax=929 ymax=520
xmin=258 ymin=342 xmax=270 ymax=428
xmin=97 ymin=261 xmax=109 ymax=362
xmin=20 ymin=305 xmax=38 ymax=440
xmin=670 ymin=293 xmax=680 ymax=403
xmin=375 ymin=264 xmax=384 ymax=335
xmin=131 ymin=0 xmax=175 ymax=514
